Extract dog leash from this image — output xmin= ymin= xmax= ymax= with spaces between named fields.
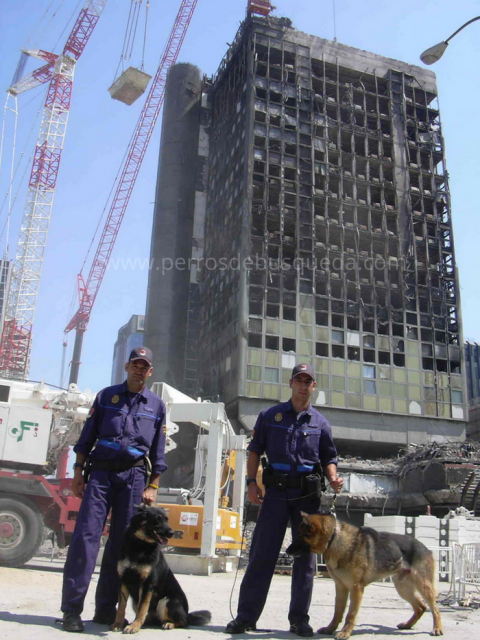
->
xmin=228 ymin=501 xmax=249 ymax=623
xmin=330 ymin=493 xmax=337 ymax=516
xmin=227 ymin=502 xmax=274 ymax=634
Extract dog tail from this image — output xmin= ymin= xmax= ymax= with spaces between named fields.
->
xmin=187 ymin=610 xmax=211 ymax=626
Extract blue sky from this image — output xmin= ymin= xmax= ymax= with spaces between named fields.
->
xmin=0 ymin=0 xmax=479 ymax=395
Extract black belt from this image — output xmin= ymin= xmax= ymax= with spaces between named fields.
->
xmin=264 ymin=473 xmax=306 ymax=490
xmin=90 ymin=457 xmax=146 ymax=472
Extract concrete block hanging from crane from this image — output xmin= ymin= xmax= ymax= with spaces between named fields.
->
xmin=108 ymin=66 xmax=152 ymax=105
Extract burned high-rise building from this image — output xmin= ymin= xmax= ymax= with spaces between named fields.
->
xmin=145 ymin=11 xmax=467 ymax=454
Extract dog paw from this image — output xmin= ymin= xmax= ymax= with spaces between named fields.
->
xmin=317 ymin=627 xmax=336 ymax=635
xmin=430 ymin=629 xmax=443 ymax=636
xmin=397 ymin=623 xmax=412 ymax=630
xmin=335 ymin=632 xmax=351 ymax=640
xmin=123 ymin=623 xmax=141 ymax=634
xmin=161 ymin=622 xmax=175 ymax=630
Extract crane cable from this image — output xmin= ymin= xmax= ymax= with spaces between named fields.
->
xmin=126 ymin=1 xmax=142 ymax=63
xmin=0 ymin=97 xmax=9 ymax=185
xmin=141 ymin=0 xmax=150 ymax=72
xmin=0 ymin=93 xmax=19 ymax=257
xmin=23 ymin=0 xmax=58 ymax=49
xmin=114 ymin=0 xmax=140 ymax=80
xmin=31 ymin=0 xmax=67 ymax=51
xmin=114 ymin=0 xmax=149 ymax=81
xmin=51 ymin=0 xmax=84 ymax=54
xmin=0 ymin=86 xmax=48 ymax=242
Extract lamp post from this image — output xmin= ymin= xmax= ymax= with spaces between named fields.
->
xmin=420 ymin=16 xmax=480 ymax=64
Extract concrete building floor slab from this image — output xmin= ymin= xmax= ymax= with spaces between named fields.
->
xmin=0 ymin=558 xmax=478 ymax=639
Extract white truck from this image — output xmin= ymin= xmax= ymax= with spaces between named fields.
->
xmin=0 ymin=378 xmax=95 ymax=567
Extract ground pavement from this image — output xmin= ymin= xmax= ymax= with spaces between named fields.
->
xmin=0 ymin=557 xmax=478 ymax=639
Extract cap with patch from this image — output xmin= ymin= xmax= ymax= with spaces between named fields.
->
xmin=291 ymin=363 xmax=316 ymax=381
xmin=129 ymin=346 xmax=153 ymax=366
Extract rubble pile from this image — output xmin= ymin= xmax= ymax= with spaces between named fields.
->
xmin=337 ymin=454 xmax=397 ymax=471
xmin=338 ymin=441 xmax=480 ymax=475
xmin=394 ymin=441 xmax=480 ymax=477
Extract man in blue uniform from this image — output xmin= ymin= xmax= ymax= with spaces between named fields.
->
xmin=61 ymin=346 xmax=167 ymax=633
xmin=226 ymin=363 xmax=343 ymax=637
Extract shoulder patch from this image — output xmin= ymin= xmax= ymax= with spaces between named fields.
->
xmin=88 ymin=406 xmax=94 ymax=417
xmin=275 ymin=413 xmax=282 ymax=422
xmin=162 ymin=425 xmax=167 ymax=435
xmin=111 ymin=395 xmax=119 ymax=404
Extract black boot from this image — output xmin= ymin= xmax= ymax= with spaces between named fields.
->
xmin=290 ymin=622 xmax=314 ymax=637
xmin=92 ymin=610 xmax=116 ymax=625
xmin=225 ymin=618 xmax=257 ymax=634
xmin=62 ymin=613 xmax=84 ymax=633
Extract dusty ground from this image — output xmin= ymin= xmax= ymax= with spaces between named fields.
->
xmin=0 ymin=557 xmax=479 ymax=639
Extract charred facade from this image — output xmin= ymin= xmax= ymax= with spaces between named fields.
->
xmin=145 ymin=15 xmax=467 ymax=455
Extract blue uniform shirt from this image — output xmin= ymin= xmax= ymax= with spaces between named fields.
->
xmin=74 ymin=381 xmax=167 ymax=474
xmin=247 ymin=400 xmax=337 ymax=476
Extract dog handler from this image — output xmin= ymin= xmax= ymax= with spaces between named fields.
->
xmin=60 ymin=346 xmax=167 ymax=633
xmin=226 ymin=364 xmax=343 ymax=638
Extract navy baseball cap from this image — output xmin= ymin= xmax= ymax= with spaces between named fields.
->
xmin=291 ymin=363 xmax=316 ymax=381
xmin=129 ymin=346 xmax=153 ymax=366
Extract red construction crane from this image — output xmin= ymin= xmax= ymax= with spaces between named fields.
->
xmin=0 ymin=0 xmax=109 ymax=380
xmin=64 ymin=0 xmax=198 ymax=385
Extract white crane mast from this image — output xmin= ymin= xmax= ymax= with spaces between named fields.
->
xmin=0 ymin=0 xmax=108 ymax=380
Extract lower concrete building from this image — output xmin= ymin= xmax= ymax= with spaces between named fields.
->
xmin=111 ymin=314 xmax=145 ymax=385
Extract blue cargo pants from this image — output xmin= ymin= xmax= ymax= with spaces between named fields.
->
xmin=61 ymin=466 xmax=145 ymax=615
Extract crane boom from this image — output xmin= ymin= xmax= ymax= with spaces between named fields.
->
xmin=65 ymin=0 xmax=198 ymax=385
xmin=0 ymin=0 xmax=108 ymax=381
xmin=8 ymin=51 xmax=57 ymax=96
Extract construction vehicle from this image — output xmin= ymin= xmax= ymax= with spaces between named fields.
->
xmin=0 ymin=378 xmax=246 ymax=574
xmin=151 ymin=383 xmax=246 ymax=574
xmin=0 ymin=377 xmax=95 ymax=567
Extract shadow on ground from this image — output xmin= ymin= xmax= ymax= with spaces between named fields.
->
xmin=354 ymin=623 xmax=428 ymax=636
xmin=210 ymin=623 xmax=292 ymax=636
xmin=0 ymin=612 xmax=108 ymax=635
xmin=22 ymin=563 xmax=64 ymax=574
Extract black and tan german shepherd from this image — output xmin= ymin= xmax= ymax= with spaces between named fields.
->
xmin=111 ymin=505 xmax=211 ymax=634
xmin=287 ymin=513 xmax=443 ymax=639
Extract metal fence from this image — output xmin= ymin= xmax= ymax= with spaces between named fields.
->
xmin=451 ymin=542 xmax=480 ymax=603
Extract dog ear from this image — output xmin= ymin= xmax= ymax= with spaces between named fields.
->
xmin=300 ymin=511 xmax=311 ymax=526
xmin=129 ymin=513 xmax=144 ymax=527
xmin=129 ymin=506 xmax=149 ymax=528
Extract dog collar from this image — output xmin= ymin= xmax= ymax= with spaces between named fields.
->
xmin=325 ymin=529 xmax=336 ymax=551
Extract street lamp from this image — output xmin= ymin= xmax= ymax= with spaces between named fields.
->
xmin=420 ymin=16 xmax=480 ymax=64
